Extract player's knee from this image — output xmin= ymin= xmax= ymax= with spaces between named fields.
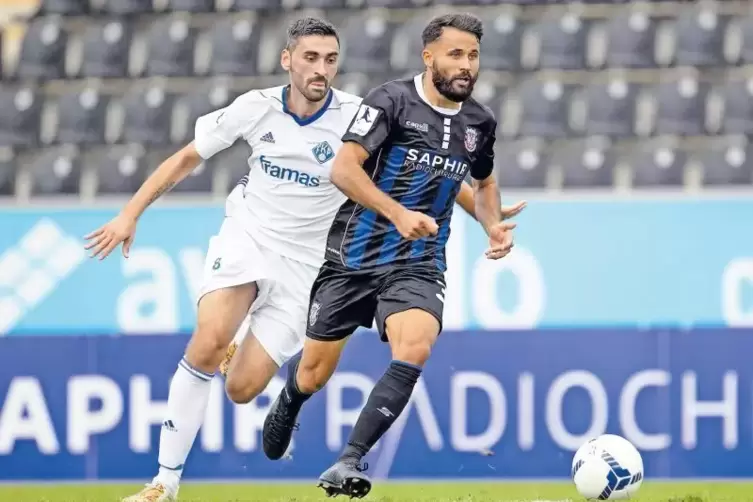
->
xmin=186 ymin=324 xmax=232 ymax=369
xmin=297 ymin=357 xmax=331 ymax=393
xmin=391 ymin=337 xmax=432 ymax=367
xmin=224 ymin=372 xmax=265 ymax=404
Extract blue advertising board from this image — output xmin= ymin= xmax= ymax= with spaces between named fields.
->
xmin=0 ymin=329 xmax=750 ymax=481
xmin=0 ymin=198 xmax=751 ymax=335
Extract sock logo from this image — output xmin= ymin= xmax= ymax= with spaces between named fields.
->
xmin=377 ymin=407 xmax=394 ymax=418
xmin=162 ymin=420 xmax=177 ymax=432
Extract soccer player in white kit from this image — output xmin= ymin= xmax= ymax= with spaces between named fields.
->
xmin=84 ymin=16 xmax=523 ymax=502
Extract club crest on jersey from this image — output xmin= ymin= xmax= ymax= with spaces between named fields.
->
xmin=464 ymin=127 xmax=480 ymax=152
xmin=312 ymin=141 xmax=335 ymax=164
xmin=309 ymin=301 xmax=321 ymax=327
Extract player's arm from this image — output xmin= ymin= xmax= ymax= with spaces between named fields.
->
xmin=334 ymin=88 xmax=437 ymax=240
xmin=455 ymin=181 xmax=526 ymax=222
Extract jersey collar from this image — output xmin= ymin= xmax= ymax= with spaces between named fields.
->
xmin=281 ymin=86 xmax=333 ymax=126
xmin=413 ymin=74 xmax=462 ymax=116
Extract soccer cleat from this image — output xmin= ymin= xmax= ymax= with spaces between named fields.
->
xmin=219 ymin=341 xmax=238 ymax=378
xmin=318 ymin=460 xmax=371 ymax=499
xmin=262 ymin=389 xmax=300 ymax=460
xmin=122 ymin=483 xmax=176 ymax=502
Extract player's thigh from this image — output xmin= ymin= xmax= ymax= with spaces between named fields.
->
xmin=224 ymin=330 xmax=279 ymax=404
xmin=376 ymin=268 xmax=444 ymax=366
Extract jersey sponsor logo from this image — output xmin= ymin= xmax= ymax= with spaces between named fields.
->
xmin=406 ymin=120 xmax=429 ymax=133
xmin=464 ymin=127 xmax=479 ymax=152
xmin=349 ymin=104 xmax=378 ymax=136
xmin=259 ymin=155 xmax=320 ymax=188
xmin=312 ymin=141 xmax=335 ymax=164
xmin=406 ymin=148 xmax=469 ymax=181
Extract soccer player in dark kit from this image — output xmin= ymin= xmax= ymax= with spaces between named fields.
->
xmin=262 ymin=13 xmax=516 ymax=498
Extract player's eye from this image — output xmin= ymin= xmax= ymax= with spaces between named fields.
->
xmin=469 ymin=52 xmax=479 ymax=61
xmin=327 ymin=57 xmax=338 ymax=65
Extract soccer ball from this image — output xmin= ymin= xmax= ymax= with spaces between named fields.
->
xmin=571 ymin=434 xmax=644 ymax=500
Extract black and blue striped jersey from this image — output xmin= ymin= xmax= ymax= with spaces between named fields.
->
xmin=325 ymin=75 xmax=497 ymax=271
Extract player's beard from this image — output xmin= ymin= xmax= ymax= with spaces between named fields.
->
xmin=295 ymin=76 xmax=330 ymax=103
xmin=431 ymin=61 xmax=477 ymax=103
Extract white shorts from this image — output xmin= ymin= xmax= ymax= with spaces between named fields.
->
xmin=198 ymin=214 xmax=318 ymax=367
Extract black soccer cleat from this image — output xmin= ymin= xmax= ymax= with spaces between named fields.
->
xmin=262 ymin=389 xmax=300 ymax=460
xmin=318 ymin=460 xmax=371 ymax=499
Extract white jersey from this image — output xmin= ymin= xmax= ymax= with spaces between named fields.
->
xmin=194 ymin=85 xmax=362 ymax=267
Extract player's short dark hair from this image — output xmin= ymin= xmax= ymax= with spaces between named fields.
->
xmin=286 ymin=17 xmax=339 ymax=51
xmin=421 ymin=13 xmax=483 ymax=47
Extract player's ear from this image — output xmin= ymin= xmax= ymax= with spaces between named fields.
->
xmin=421 ymin=48 xmax=433 ymax=69
xmin=280 ymin=49 xmax=291 ymax=72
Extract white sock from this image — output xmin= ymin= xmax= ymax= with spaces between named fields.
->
xmin=154 ymin=356 xmax=214 ymax=491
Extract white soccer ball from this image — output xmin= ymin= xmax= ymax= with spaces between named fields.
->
xmin=571 ymin=434 xmax=644 ymax=500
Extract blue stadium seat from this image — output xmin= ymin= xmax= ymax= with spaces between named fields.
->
xmin=559 ymin=140 xmax=616 ymax=188
xmin=720 ymin=79 xmax=753 ymax=135
xmin=0 ymin=148 xmax=16 ymax=196
xmin=342 ymin=12 xmax=394 ymax=74
xmin=168 ymin=0 xmax=215 ymax=12
xmin=517 ymin=79 xmax=572 ymax=139
xmin=37 ymin=0 xmax=88 ymax=15
xmin=0 ymin=87 xmax=42 ymax=148
xmin=605 ymin=10 xmax=658 ymax=68
xmin=55 ymin=88 xmax=109 ymax=145
xmin=145 ymin=17 xmax=196 ymax=77
xmin=585 ymin=79 xmax=639 ymax=138
xmin=121 ymin=84 xmax=175 ymax=146
xmin=630 ymin=143 xmax=687 ymax=187
xmin=699 ymin=139 xmax=753 ymax=186
xmin=93 ymin=145 xmax=149 ymax=195
xmin=494 ymin=140 xmax=548 ymax=189
xmin=480 ymin=13 xmax=524 ymax=71
xmin=28 ymin=146 xmax=82 ymax=196
xmin=537 ymin=13 xmax=589 ymax=70
xmin=17 ymin=17 xmax=67 ymax=80
xmin=209 ymin=16 xmax=261 ymax=76
xmin=674 ymin=7 xmax=728 ymax=67
xmin=80 ymin=20 xmax=132 ymax=78
xmin=102 ymin=0 xmax=153 ymax=15
xmin=653 ymin=77 xmax=709 ymax=136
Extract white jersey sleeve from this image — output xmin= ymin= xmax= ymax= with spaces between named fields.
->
xmin=194 ymin=91 xmax=268 ymax=160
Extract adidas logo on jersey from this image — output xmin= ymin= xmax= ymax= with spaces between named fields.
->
xmin=260 ymin=132 xmax=275 ymax=143
xmin=259 ymin=155 xmax=320 ymax=188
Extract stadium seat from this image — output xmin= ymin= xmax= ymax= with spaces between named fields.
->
xmin=145 ymin=147 xmax=213 ymax=193
xmin=55 ymin=88 xmax=109 ymax=145
xmin=93 ymin=145 xmax=149 ymax=195
xmin=517 ymin=78 xmax=572 ymax=139
xmin=653 ymin=77 xmax=709 ymax=136
xmin=674 ymin=7 xmax=728 ymax=67
xmin=298 ymin=0 xmax=346 ymax=9
xmin=28 ymin=146 xmax=82 ymax=196
xmin=559 ymin=140 xmax=616 ymax=188
xmin=208 ymin=15 xmax=261 ymax=76
xmin=145 ymin=17 xmax=196 ymax=77
xmin=494 ymin=140 xmax=548 ymax=189
xmin=605 ymin=10 xmax=658 ymax=68
xmin=102 ymin=0 xmax=153 ymax=15
xmin=720 ymin=78 xmax=753 ymax=135
xmin=699 ymin=139 xmax=753 ymax=186
xmin=0 ymin=148 xmax=16 ymax=196
xmin=537 ymin=13 xmax=589 ymax=70
xmin=472 ymin=78 xmax=503 ymax=122
xmin=342 ymin=12 xmax=393 ymax=74
xmin=584 ymin=79 xmax=639 ymax=138
xmin=80 ymin=20 xmax=132 ymax=78
xmin=630 ymin=142 xmax=687 ymax=187
xmin=168 ymin=0 xmax=215 ymax=12
xmin=740 ymin=16 xmax=753 ymax=65
xmin=479 ymin=13 xmax=524 ymax=71
xmin=230 ymin=0 xmax=283 ymax=11
xmin=174 ymin=81 xmax=237 ymax=144
xmin=363 ymin=0 xmax=426 ymax=8
xmin=121 ymin=84 xmax=175 ymax=146
xmin=211 ymin=143 xmax=251 ymax=193
xmin=389 ymin=14 xmax=428 ymax=71
xmin=17 ymin=17 xmax=68 ymax=80
xmin=37 ymin=0 xmax=88 ymax=15
xmin=0 ymin=87 xmax=42 ymax=148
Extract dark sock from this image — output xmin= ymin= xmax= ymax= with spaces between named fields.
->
xmin=283 ymin=353 xmax=311 ymax=412
xmin=339 ymin=360 xmax=422 ymax=462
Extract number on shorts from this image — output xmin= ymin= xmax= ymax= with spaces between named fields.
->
xmin=213 ymin=258 xmax=221 ymax=270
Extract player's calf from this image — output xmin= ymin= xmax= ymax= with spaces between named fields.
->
xmin=296 ymin=337 xmax=348 ymax=393
xmin=224 ymin=334 xmax=279 ymax=404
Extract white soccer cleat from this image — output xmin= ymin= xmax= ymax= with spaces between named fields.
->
xmin=122 ymin=483 xmax=176 ymax=502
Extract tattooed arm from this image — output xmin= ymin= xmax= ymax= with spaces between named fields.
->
xmin=122 ymin=143 xmax=202 ymax=220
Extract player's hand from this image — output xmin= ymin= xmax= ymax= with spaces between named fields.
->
xmin=84 ymin=213 xmax=137 ymax=260
xmin=501 ymin=200 xmax=527 ymax=220
xmin=485 ymin=221 xmax=516 ymax=260
xmin=394 ymin=209 xmax=438 ymax=240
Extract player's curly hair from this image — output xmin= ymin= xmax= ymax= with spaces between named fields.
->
xmin=286 ymin=17 xmax=340 ymax=51
xmin=422 ymin=13 xmax=483 ymax=46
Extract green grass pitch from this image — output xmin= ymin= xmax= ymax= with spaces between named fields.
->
xmin=0 ymin=481 xmax=751 ymax=502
